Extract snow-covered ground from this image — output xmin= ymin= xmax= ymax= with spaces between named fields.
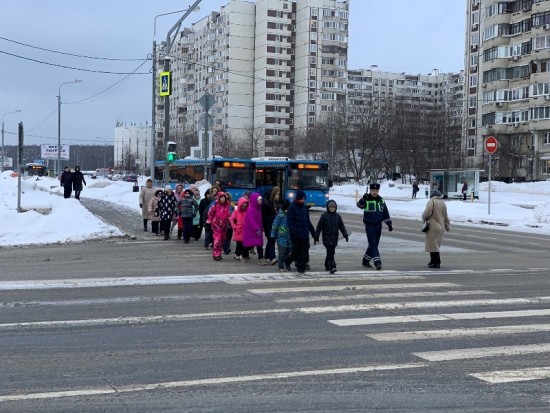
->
xmin=2 ymin=171 xmax=550 ymax=247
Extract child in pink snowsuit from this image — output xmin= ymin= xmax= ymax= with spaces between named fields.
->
xmin=206 ymin=191 xmax=231 ymax=260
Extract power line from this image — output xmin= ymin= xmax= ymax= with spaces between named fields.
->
xmin=0 ymin=35 xmax=145 ymax=61
xmin=0 ymin=50 xmax=150 ymax=75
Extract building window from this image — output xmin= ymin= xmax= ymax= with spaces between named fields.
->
xmin=543 ymin=160 xmax=550 ymax=174
xmin=544 ymin=132 xmax=550 ymax=144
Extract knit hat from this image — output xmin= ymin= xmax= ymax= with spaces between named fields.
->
xmin=165 ymin=185 xmax=172 ymax=191
xmin=184 ymin=189 xmax=193 ymax=195
xmin=326 ymin=200 xmax=337 ymax=211
xmin=430 ymin=190 xmax=442 ymax=198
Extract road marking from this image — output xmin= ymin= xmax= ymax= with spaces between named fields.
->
xmin=274 ymin=290 xmax=493 ymax=303
xmin=367 ymin=324 xmax=550 ymax=341
xmin=0 ymin=363 xmax=427 ymax=402
xmin=470 ymin=367 xmax=550 ymax=384
xmin=300 ymin=296 xmax=550 ymax=314
xmin=413 ymin=343 xmax=550 ymax=362
xmin=0 ymin=273 xmax=425 ymax=291
xmin=329 ymin=309 xmax=550 ymax=326
xmin=249 ymin=282 xmax=459 ymax=295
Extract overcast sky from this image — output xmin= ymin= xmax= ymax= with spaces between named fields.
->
xmin=0 ymin=0 xmax=465 ymax=147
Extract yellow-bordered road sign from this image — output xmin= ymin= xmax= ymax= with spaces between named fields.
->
xmin=159 ymin=72 xmax=171 ymax=96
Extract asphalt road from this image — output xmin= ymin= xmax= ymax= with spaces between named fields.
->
xmin=1 ymin=199 xmax=550 ymax=412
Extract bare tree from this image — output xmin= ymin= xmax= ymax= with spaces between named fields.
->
xmin=118 ymin=145 xmax=138 ymax=174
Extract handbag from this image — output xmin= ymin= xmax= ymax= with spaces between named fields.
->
xmin=421 ymin=200 xmax=435 ymax=233
xmin=421 ymin=221 xmax=430 ymax=232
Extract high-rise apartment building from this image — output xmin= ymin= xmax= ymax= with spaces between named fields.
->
xmin=465 ymin=0 xmax=550 ymax=181
xmin=154 ymin=0 xmax=348 ymax=158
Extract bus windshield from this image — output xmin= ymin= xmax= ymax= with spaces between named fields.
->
xmin=217 ymin=167 xmax=255 ymax=188
xmin=289 ymin=168 xmax=329 ymax=190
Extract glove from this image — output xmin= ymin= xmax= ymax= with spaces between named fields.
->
xmin=140 ymin=204 xmax=143 ymax=208
xmin=388 ymin=224 xmax=393 ymax=232
xmin=362 ymin=194 xmax=368 ymax=201
xmin=344 ymin=236 xmax=349 ymax=242
xmin=204 ymin=222 xmax=211 ymax=231
xmin=314 ymin=237 xmax=319 ymax=244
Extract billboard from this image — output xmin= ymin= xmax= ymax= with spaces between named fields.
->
xmin=41 ymin=144 xmax=70 ymax=160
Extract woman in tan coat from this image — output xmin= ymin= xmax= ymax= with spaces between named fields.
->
xmin=422 ymin=190 xmax=450 ymax=268
xmin=147 ymin=189 xmax=163 ymax=236
xmin=139 ymin=179 xmax=157 ymax=232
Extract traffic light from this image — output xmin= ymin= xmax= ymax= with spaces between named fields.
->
xmin=166 ymin=141 xmax=177 ymax=163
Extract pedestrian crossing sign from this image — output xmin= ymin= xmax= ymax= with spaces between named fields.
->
xmin=159 ymin=72 xmax=171 ymax=96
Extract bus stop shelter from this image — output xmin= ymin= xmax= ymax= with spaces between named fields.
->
xmin=429 ymin=169 xmax=483 ymax=199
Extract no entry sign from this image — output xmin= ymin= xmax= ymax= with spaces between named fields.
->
xmin=485 ymin=136 xmax=498 ymax=154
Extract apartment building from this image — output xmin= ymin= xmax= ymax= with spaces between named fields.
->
xmin=465 ymin=0 xmax=550 ymax=181
xmin=154 ymin=0 xmax=348 ymax=158
xmin=347 ymin=68 xmax=464 ymax=126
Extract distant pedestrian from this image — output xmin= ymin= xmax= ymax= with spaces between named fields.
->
xmin=178 ymin=189 xmax=198 ymax=243
xmin=412 ymin=181 xmax=419 ymax=199
xmin=72 ymin=166 xmax=86 ymax=200
xmin=422 ymin=190 xmax=451 ymax=269
xmin=243 ymin=192 xmax=266 ymax=265
xmin=285 ymin=190 xmax=315 ymax=275
xmin=231 ymin=196 xmax=250 ymax=262
xmin=158 ymin=185 xmax=177 ymax=240
xmin=356 ymin=183 xmax=392 ymax=270
xmin=147 ymin=189 xmax=163 ymax=235
xmin=171 ymin=184 xmax=184 ymax=234
xmin=314 ymin=200 xmax=349 ymax=274
xmin=199 ymin=189 xmax=213 ymax=248
xmin=206 ymin=191 xmax=231 ymax=261
xmin=139 ymin=178 xmax=156 ymax=232
xmin=262 ymin=186 xmax=281 ymax=265
xmin=270 ymin=200 xmax=291 ymax=271
xmin=461 ymin=181 xmax=468 ymax=201
xmin=192 ymin=190 xmax=202 ymax=240
xmin=60 ymin=166 xmax=73 ymax=199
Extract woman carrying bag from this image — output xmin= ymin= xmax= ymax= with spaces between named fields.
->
xmin=422 ymin=190 xmax=451 ymax=268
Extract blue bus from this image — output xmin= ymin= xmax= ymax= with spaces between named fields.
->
xmin=209 ymin=157 xmax=256 ymax=201
xmin=253 ymin=157 xmax=330 ymax=207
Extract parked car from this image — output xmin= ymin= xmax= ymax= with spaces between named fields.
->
xmin=123 ymin=174 xmax=138 ymax=183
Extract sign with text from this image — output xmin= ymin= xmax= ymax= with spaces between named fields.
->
xmin=41 ymin=144 xmax=70 ymax=160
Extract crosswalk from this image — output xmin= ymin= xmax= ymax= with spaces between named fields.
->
xmin=247 ymin=270 xmax=550 ymax=385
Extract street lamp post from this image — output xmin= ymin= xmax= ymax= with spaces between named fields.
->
xmin=152 ymin=3 xmax=202 ymax=183
xmin=57 ymin=79 xmax=82 ymax=176
xmin=1 ymin=109 xmax=22 ymax=173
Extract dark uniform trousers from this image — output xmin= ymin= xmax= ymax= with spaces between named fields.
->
xmin=363 ymin=223 xmax=382 ymax=265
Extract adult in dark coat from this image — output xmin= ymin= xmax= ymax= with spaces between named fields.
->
xmin=356 ymin=183 xmax=392 ymax=270
xmin=158 ymin=185 xmax=177 ymax=240
xmin=285 ymin=190 xmax=315 ymax=275
xmin=60 ymin=166 xmax=73 ymax=199
xmin=72 ymin=165 xmax=86 ymax=200
xmin=199 ymin=189 xmax=212 ymax=248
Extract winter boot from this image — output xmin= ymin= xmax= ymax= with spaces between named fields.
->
xmin=177 ymin=229 xmax=183 ymax=240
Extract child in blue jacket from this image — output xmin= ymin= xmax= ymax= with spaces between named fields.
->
xmin=270 ymin=200 xmax=291 ymax=271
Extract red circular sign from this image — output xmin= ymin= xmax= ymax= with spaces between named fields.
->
xmin=485 ymin=136 xmax=498 ymax=154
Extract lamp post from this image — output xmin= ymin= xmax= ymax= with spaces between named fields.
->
xmin=1 ymin=109 xmax=21 ymax=173
xmin=152 ymin=3 xmax=202 ymax=182
xmin=57 ymin=79 xmax=82 ymax=176
xmin=155 ymin=1 xmax=202 ymax=184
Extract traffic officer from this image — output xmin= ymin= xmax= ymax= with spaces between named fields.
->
xmin=356 ymin=183 xmax=393 ymax=270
